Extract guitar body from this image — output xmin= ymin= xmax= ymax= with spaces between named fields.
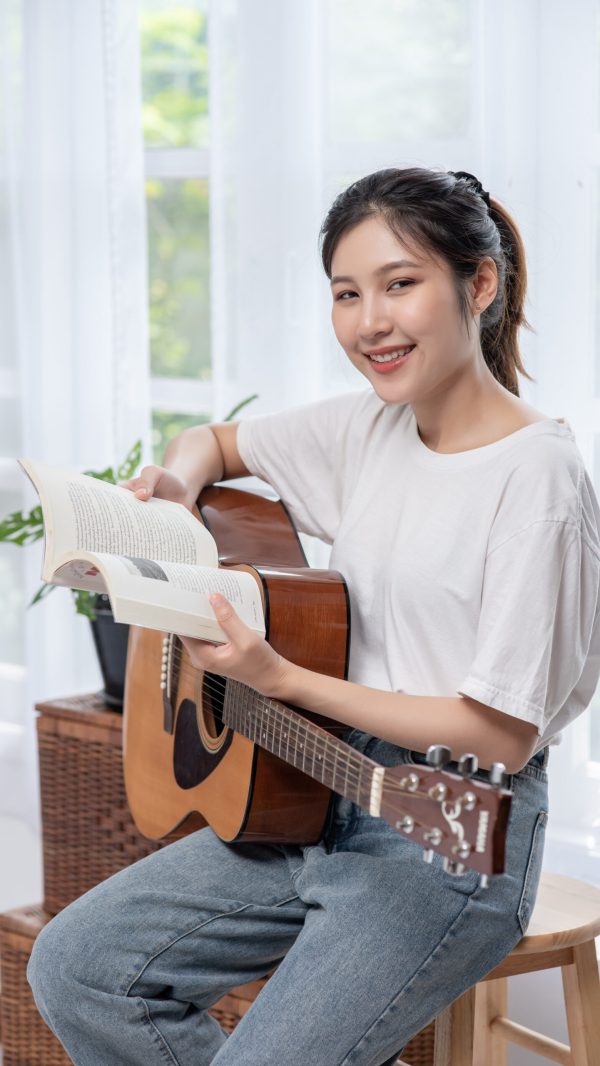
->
xmin=123 ymin=486 xmax=350 ymax=844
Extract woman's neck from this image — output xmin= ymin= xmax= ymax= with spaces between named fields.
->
xmin=412 ymin=371 xmax=545 ymax=455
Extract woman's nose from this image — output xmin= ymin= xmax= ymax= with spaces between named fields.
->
xmin=357 ymin=297 xmax=393 ymax=340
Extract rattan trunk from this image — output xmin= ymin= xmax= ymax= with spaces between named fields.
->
xmin=35 ymin=693 xmax=172 ymax=914
xmin=0 ymin=694 xmax=435 ymax=1065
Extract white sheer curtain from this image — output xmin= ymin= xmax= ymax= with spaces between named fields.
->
xmin=2 ymin=0 xmax=598 ymax=877
xmin=208 ymin=0 xmax=600 ymax=885
xmin=0 ymin=0 xmax=151 ymax=829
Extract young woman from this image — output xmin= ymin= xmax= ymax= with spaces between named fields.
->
xmin=28 ymin=167 xmax=600 ymax=1066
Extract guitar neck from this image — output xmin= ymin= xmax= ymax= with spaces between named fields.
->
xmin=223 ymin=680 xmax=385 ymax=816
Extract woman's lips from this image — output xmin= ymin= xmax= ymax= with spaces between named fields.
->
xmin=366 ymin=345 xmax=416 ymax=373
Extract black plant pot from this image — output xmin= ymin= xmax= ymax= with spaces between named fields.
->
xmin=88 ymin=594 xmax=130 ymax=710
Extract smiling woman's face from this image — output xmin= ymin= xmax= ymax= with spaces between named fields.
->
xmin=330 ymin=214 xmax=482 ymax=407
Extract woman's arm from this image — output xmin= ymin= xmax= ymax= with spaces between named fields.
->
xmin=277 ymin=662 xmax=539 ymax=774
xmin=182 ymin=595 xmax=539 ymax=775
xmin=121 ymin=422 xmax=250 ymax=508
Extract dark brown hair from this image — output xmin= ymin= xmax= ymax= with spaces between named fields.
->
xmin=320 ymin=167 xmax=534 ymax=396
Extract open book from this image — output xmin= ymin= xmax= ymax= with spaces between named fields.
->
xmin=18 ymin=459 xmax=265 ymax=643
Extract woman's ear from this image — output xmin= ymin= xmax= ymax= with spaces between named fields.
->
xmin=471 ymin=256 xmax=498 ymax=315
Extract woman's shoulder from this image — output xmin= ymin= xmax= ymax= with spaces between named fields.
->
xmin=489 ymin=406 xmax=600 ymax=553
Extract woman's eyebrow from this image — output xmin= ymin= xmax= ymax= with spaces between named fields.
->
xmin=330 ymin=259 xmax=423 ymax=285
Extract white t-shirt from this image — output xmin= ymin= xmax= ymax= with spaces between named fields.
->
xmin=237 ymin=389 xmax=600 ymax=752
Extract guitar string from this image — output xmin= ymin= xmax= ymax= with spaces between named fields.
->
xmin=163 ymin=644 xmax=385 ymax=795
xmin=156 ymin=670 xmax=492 ymax=849
xmin=157 ymin=656 xmax=488 ymax=814
xmin=174 ymin=669 xmax=372 ymax=799
xmin=162 ymin=645 xmax=488 ymax=802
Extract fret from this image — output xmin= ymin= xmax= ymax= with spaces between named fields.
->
xmin=318 ymin=733 xmax=326 ymax=783
xmin=300 ymin=714 xmax=306 ymax=775
xmin=285 ymin=708 xmax=290 ymax=764
xmin=268 ymin=698 xmax=281 ymax=756
xmin=260 ymin=700 xmax=268 ymax=749
xmin=357 ymin=756 xmax=364 ymax=809
xmin=331 ymin=737 xmax=339 ymax=794
xmin=307 ymin=722 xmax=316 ymax=780
xmin=245 ymin=686 xmax=253 ymax=741
xmin=220 ymin=680 xmax=381 ymax=807
xmin=294 ymin=712 xmax=303 ymax=774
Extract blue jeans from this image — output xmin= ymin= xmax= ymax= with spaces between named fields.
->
xmin=27 ymin=733 xmax=549 ymax=1066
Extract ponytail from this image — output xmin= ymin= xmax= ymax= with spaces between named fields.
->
xmin=482 ymin=198 xmax=534 ymax=396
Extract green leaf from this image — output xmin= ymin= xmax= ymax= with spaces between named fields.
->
xmin=223 ymin=394 xmax=258 ymax=422
xmin=29 ymin=583 xmax=56 ymax=607
xmin=117 ymin=440 xmax=142 ymax=481
xmin=0 ymin=507 xmax=44 ymax=544
xmin=72 ymin=589 xmax=101 ymax=620
xmin=83 ymin=464 xmax=116 ymax=484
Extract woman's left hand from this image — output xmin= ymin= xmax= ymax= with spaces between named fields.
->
xmin=179 ymin=593 xmax=293 ymax=698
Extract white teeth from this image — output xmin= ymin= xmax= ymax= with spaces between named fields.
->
xmin=369 ymin=346 xmax=414 ymax=363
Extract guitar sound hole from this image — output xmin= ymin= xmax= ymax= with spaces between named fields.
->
xmin=201 ymin=672 xmax=227 ymax=740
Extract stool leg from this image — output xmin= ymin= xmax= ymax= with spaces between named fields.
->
xmin=472 ymin=979 xmax=507 ymax=1066
xmin=562 ymin=939 xmax=600 ymax=1066
xmin=433 ymin=987 xmax=475 ymax=1066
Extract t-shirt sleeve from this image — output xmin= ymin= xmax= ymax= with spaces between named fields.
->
xmin=458 ymin=518 xmax=600 ymax=735
xmin=236 ymin=392 xmax=363 ymax=543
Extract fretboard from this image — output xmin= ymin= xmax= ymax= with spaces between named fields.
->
xmin=223 ymin=679 xmax=384 ymax=815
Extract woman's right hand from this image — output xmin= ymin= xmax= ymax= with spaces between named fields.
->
xmin=119 ymin=466 xmax=198 ymax=512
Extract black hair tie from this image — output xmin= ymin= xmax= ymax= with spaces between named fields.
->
xmin=449 ymin=170 xmax=491 ymax=210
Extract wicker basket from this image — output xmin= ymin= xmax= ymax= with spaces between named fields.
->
xmin=35 ymin=693 xmax=177 ymax=914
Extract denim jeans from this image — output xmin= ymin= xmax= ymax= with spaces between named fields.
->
xmin=27 ymin=732 xmax=549 ymax=1066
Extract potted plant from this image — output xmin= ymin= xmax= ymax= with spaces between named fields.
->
xmin=0 ymin=395 xmax=258 ymax=709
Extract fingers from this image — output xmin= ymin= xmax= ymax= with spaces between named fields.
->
xmin=208 ymin=593 xmax=247 ymax=640
xmin=118 ymin=466 xmax=162 ymax=501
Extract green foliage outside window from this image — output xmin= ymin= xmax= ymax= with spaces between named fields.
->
xmin=141 ymin=3 xmax=211 ymax=383
xmin=147 ymin=178 xmax=210 ymax=379
xmin=140 ymin=3 xmax=208 ymax=149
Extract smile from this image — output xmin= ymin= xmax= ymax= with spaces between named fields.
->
xmin=365 ymin=345 xmax=416 ymax=372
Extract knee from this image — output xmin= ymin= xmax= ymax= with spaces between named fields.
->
xmin=27 ymin=906 xmax=86 ymax=1022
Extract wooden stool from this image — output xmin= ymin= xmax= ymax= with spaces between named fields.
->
xmin=432 ymin=872 xmax=600 ymax=1065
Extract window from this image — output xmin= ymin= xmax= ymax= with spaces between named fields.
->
xmin=321 ymin=0 xmax=475 ymax=392
xmin=140 ymin=0 xmax=211 ymax=462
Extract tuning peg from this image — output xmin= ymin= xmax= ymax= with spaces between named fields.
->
xmin=452 ymin=841 xmax=472 ymax=861
xmin=426 ymin=744 xmax=452 ymax=769
xmin=395 ymin=815 xmax=415 ymax=835
xmin=399 ymin=772 xmax=420 ymax=793
xmin=489 ymin=762 xmax=507 ymax=788
xmin=479 ymin=874 xmax=489 ymax=889
xmin=443 ymin=857 xmax=465 ymax=876
xmin=428 ymin=781 xmax=448 ymax=803
xmin=424 ymin=827 xmax=443 ymax=847
xmin=458 ymin=753 xmax=479 ymax=778
xmin=422 ymin=848 xmax=434 ymax=864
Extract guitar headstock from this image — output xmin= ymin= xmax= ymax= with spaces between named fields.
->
xmin=380 ymin=746 xmax=512 ymax=884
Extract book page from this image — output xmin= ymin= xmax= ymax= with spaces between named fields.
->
xmin=52 ymin=552 xmax=265 ymax=641
xmin=19 ymin=458 xmax=217 ymax=580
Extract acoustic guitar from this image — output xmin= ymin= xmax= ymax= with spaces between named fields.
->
xmin=123 ymin=486 xmax=512 ymax=884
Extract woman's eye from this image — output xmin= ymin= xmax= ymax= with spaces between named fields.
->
xmin=334 ymin=290 xmax=357 ymax=301
xmin=389 ymin=279 xmax=413 ymax=290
